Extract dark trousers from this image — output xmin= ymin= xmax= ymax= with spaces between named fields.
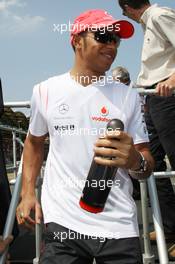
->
xmin=145 ymin=95 xmax=175 ymax=233
xmin=40 ymin=222 xmax=143 ymax=264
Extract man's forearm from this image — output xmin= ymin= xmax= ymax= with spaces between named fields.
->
xmin=21 ymin=135 xmax=45 ymax=197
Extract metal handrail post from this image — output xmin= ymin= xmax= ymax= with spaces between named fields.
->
xmin=15 ymin=137 xmax=24 ymax=148
xmin=140 ymin=180 xmax=155 ymax=264
xmin=33 ymin=175 xmax=43 ymax=264
xmin=12 ymin=131 xmax=17 ymax=178
xmin=147 ymin=174 xmax=169 ymax=264
xmin=0 ymin=158 xmax=23 ymax=264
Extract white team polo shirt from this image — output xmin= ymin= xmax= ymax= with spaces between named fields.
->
xmin=29 ymin=72 xmax=148 ymax=239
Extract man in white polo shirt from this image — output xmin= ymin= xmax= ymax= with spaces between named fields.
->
xmin=17 ymin=9 xmax=154 ymax=264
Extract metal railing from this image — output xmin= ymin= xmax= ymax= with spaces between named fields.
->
xmin=4 ymin=101 xmax=30 ymax=108
xmin=0 ymin=125 xmax=26 ymax=179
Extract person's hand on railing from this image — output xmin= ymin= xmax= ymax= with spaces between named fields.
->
xmin=156 ymin=75 xmax=175 ymax=96
xmin=0 ymin=235 xmax=13 ymax=264
xmin=16 ymin=194 xmax=42 ymax=230
xmin=0 ymin=236 xmax=13 ymax=255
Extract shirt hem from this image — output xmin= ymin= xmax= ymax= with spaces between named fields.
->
xmin=44 ymin=217 xmax=139 ymax=239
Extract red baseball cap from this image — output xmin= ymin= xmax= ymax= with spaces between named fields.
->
xmin=70 ymin=9 xmax=134 ymax=44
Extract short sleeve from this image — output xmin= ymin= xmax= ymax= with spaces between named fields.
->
xmin=127 ymin=92 xmax=149 ymax=145
xmin=29 ymin=84 xmax=48 ymax=136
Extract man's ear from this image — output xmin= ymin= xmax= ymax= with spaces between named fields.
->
xmin=125 ymin=4 xmax=134 ymax=13
xmin=72 ymin=35 xmax=82 ymax=51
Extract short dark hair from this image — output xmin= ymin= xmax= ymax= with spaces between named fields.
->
xmin=118 ymin=0 xmax=150 ymax=10
xmin=112 ymin=66 xmax=131 ymax=85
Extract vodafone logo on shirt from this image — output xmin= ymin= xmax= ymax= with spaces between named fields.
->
xmin=101 ymin=106 xmax=109 ymax=116
xmin=91 ymin=106 xmax=110 ymax=122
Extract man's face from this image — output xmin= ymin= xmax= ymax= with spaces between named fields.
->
xmin=77 ymin=29 xmax=120 ymax=74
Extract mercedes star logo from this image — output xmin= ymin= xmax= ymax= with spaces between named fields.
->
xmin=59 ymin=104 xmax=69 ymax=114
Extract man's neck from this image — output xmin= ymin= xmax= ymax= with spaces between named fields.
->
xmin=138 ymin=4 xmax=151 ymax=21
xmin=70 ymin=66 xmax=105 ymax=87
